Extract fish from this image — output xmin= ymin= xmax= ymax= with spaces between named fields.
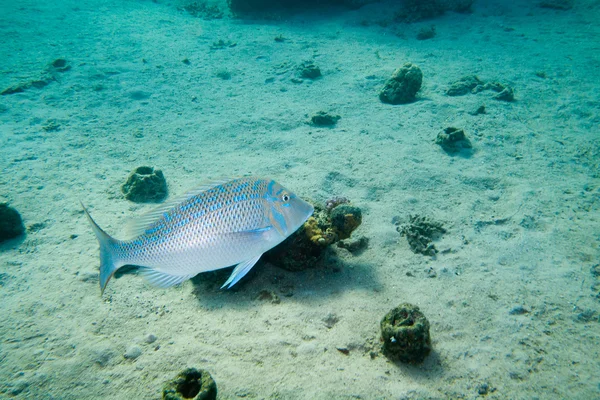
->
xmin=82 ymin=177 xmax=314 ymax=295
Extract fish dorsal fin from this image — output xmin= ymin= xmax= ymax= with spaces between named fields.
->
xmin=125 ymin=178 xmax=235 ymax=238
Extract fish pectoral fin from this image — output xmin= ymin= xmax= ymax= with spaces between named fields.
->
xmin=139 ymin=267 xmax=195 ymax=288
xmin=221 ymin=255 xmax=262 ymax=289
xmin=220 ymin=226 xmax=273 ymax=246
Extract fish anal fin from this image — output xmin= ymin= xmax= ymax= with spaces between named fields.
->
xmin=139 ymin=268 xmax=195 ymax=288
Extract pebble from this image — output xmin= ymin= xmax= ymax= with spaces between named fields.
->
xmin=124 ymin=345 xmax=142 ymax=360
xmin=144 ymin=334 xmax=157 ymax=344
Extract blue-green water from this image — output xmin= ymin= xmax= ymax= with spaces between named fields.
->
xmin=0 ymin=0 xmax=598 ymax=398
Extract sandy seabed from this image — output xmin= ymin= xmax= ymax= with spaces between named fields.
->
xmin=0 ymin=0 xmax=599 ymax=398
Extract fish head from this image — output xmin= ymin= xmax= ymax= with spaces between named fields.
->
xmin=265 ymin=180 xmax=314 ymax=237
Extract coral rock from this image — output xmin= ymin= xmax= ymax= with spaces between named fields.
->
xmin=122 ymin=166 xmax=168 ymax=203
xmin=163 ymin=368 xmax=217 ymax=400
xmin=381 ymin=303 xmax=432 ymax=363
xmin=0 ymin=203 xmax=25 ymax=242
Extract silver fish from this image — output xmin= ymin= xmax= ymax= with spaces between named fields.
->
xmin=82 ymin=177 xmax=314 ymax=294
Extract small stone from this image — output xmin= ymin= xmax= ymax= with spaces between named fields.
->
xmin=493 ymin=86 xmax=515 ymax=102
xmin=416 ymin=25 xmax=436 ymax=40
xmin=78 ymin=272 xmax=97 ymax=283
xmin=576 ymin=309 xmax=596 ymax=323
xmin=27 ymin=222 xmax=46 ymax=233
xmin=144 ymin=334 xmax=157 ymax=344
xmin=128 ymin=90 xmax=152 ymax=101
xmin=435 ymin=127 xmax=472 ymax=154
xmin=477 ymin=383 xmax=489 ymax=395
xmin=469 ymin=104 xmax=486 ymax=115
xmin=323 ymin=313 xmax=339 ymax=329
xmin=446 ymin=75 xmax=483 ymax=96
xmin=539 ymin=0 xmax=573 ymax=10
xmin=10 ymin=379 xmax=28 ymax=395
xmin=124 ymin=345 xmax=142 ymax=360
xmin=310 ymin=111 xmax=340 ymax=127
xmin=92 ymin=348 xmax=115 ymax=367
xmin=256 ymin=290 xmax=280 ymax=304
xmin=509 ymin=306 xmax=529 ymax=315
xmin=50 ymin=58 xmax=71 ymax=72
xmin=298 ymin=61 xmax=321 ymax=79
xmin=1 ymin=84 xmax=27 ymax=96
xmin=336 ymin=236 xmax=369 ymax=254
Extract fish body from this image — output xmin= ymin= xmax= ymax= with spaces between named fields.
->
xmin=83 ymin=177 xmax=314 ymax=294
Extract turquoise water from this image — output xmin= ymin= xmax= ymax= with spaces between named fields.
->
xmin=0 ymin=0 xmax=598 ymax=398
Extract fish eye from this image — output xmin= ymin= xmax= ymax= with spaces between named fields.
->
xmin=281 ymin=193 xmax=290 ymax=202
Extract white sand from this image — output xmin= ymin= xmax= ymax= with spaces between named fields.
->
xmin=0 ymin=0 xmax=599 ymax=398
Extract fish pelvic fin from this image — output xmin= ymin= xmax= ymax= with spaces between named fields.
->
xmin=221 ymin=254 xmax=262 ymax=289
xmin=81 ymin=202 xmax=122 ymax=295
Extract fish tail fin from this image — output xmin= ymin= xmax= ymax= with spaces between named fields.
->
xmin=81 ymin=202 xmax=122 ymax=295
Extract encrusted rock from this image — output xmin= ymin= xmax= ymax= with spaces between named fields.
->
xmin=379 ymin=63 xmax=423 ymax=105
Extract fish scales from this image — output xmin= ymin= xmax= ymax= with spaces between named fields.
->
xmin=82 ymin=177 xmax=314 ymax=294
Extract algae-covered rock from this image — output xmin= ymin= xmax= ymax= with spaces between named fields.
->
xmin=381 ymin=303 xmax=432 ymax=363
xmin=0 ymin=203 xmax=25 ymax=242
xmin=122 ymin=166 xmax=168 ymax=203
xmin=447 ymin=76 xmax=515 ymax=101
xmin=330 ymin=204 xmax=362 ymax=240
xmin=435 ymin=127 xmax=472 ymax=154
xmin=379 ymin=63 xmax=423 ymax=105
xmin=163 ymin=368 xmax=217 ymax=400
xmin=266 ymin=199 xmax=363 ymax=271
xmin=446 ymin=75 xmax=483 ymax=96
